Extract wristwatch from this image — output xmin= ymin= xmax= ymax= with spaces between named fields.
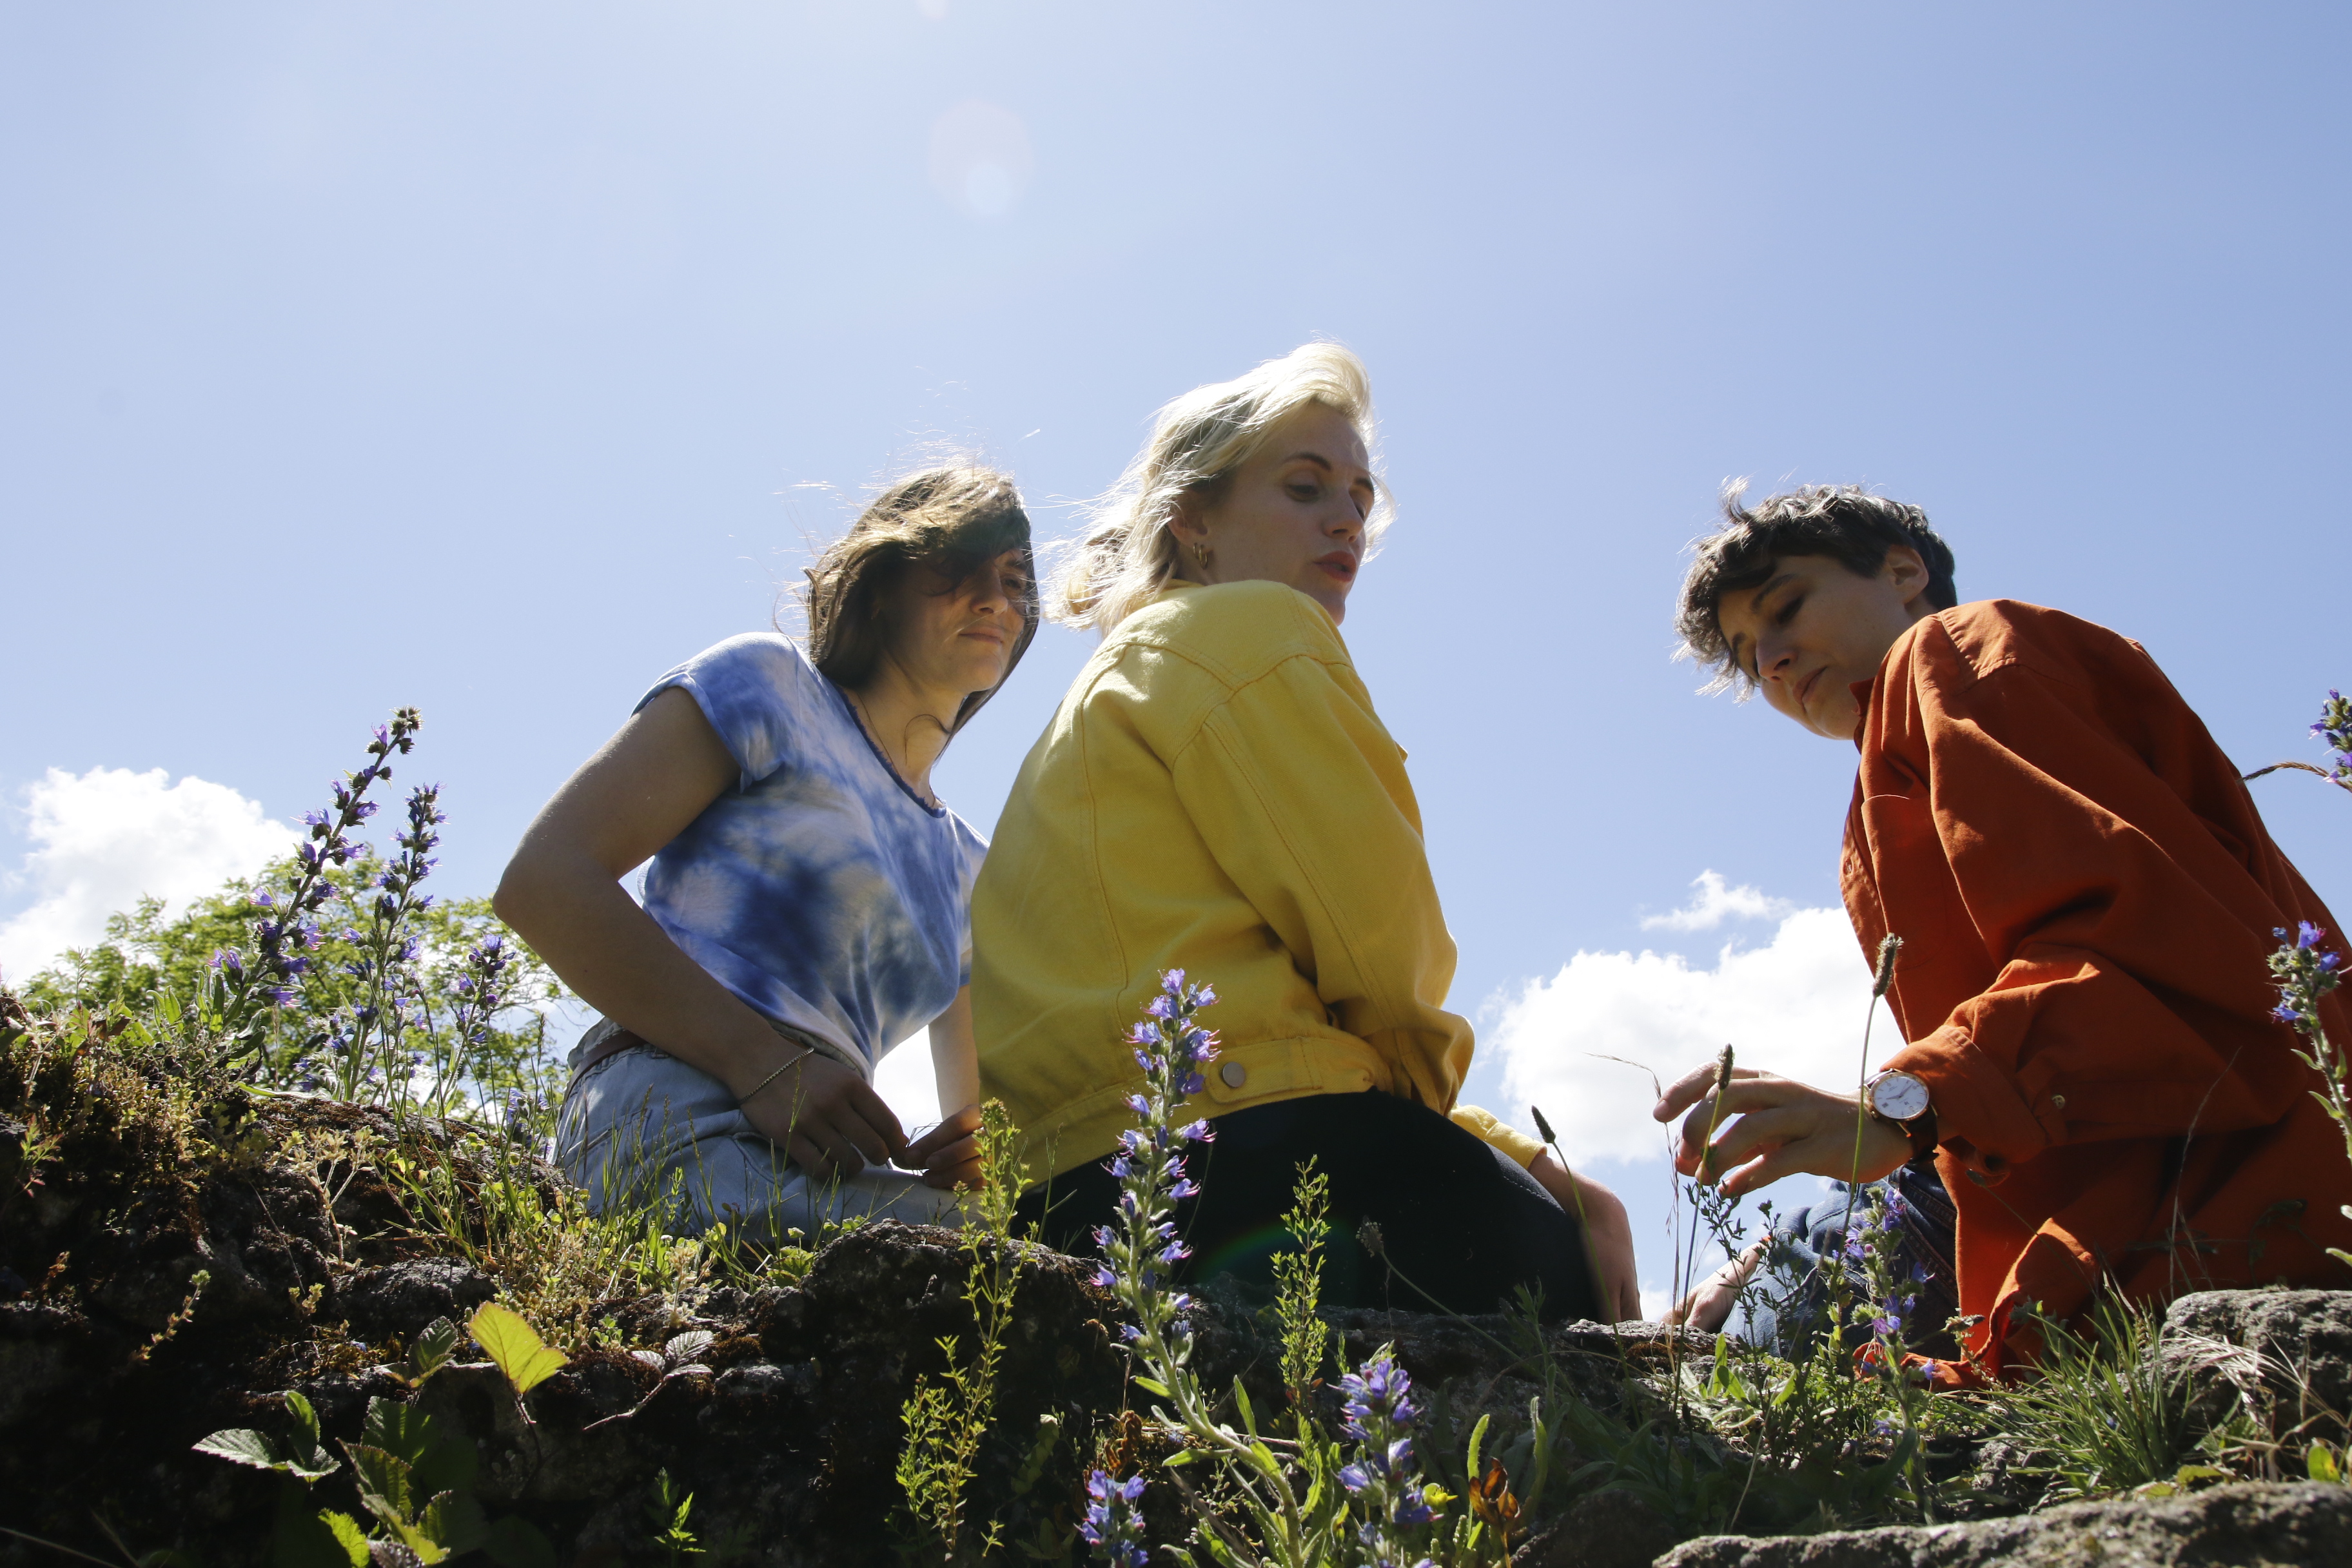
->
xmin=1864 ymin=1068 xmax=1939 ymax=1161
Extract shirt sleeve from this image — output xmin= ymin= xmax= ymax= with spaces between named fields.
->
xmin=636 ymin=635 xmax=810 ymax=790
xmin=1865 ymin=631 xmax=2315 ymax=1179
xmin=1168 ymin=647 xmax=1475 ymax=1112
xmin=1449 ymin=1104 xmax=1544 ymax=1167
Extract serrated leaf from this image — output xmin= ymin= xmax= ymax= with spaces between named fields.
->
xmin=664 ymin=1331 xmax=714 ymax=1365
xmin=362 ymin=1400 xmax=431 ymax=1467
xmin=193 ymin=1428 xmax=286 ymax=1472
xmin=415 ymin=1491 xmax=485 ymax=1558
xmin=469 ymin=1303 xmax=565 ymax=1396
xmin=382 ymin=1509 xmax=451 ymax=1565
xmin=320 ymin=1513 xmax=372 ymax=1568
xmin=410 ymin=1318 xmax=458 ymax=1381
xmin=482 ymin=1516 xmax=556 ymax=1568
xmin=630 ymin=1349 xmax=665 ymax=1372
xmin=349 ymin=1444 xmax=417 ymax=1526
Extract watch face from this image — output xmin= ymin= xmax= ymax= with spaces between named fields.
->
xmin=1870 ymin=1071 xmax=1931 ymax=1122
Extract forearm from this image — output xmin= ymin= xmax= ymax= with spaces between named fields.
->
xmin=929 ymin=986 xmax=981 ymax=1114
xmin=493 ymin=847 xmax=790 ymax=1096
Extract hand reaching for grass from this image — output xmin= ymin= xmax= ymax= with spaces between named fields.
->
xmin=1653 ymin=1063 xmax=1910 ymax=1197
xmin=1667 ymin=1240 xmax=1766 ymax=1333
xmin=902 ymin=1102 xmax=986 ymax=1190
xmin=737 ymin=1049 xmax=908 ymax=1181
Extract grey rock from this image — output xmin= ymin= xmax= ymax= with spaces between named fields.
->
xmin=1519 ymin=1489 xmax=1683 ymax=1568
xmin=2162 ymin=1290 xmax=2352 ymax=1433
xmin=1659 ymin=1480 xmax=2352 ymax=1567
xmin=331 ymin=1258 xmax=496 ymax=1338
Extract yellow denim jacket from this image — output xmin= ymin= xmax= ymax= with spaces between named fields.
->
xmin=973 ymin=580 xmax=1538 ymax=1178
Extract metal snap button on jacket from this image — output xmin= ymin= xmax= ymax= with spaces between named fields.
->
xmin=1219 ymin=1061 xmax=1246 ymax=1089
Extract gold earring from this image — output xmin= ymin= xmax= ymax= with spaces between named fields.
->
xmin=1190 ymin=539 xmax=1211 ymax=569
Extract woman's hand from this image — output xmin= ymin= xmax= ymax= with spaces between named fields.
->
xmin=1652 ymin=1062 xmax=1912 ymax=1197
xmin=903 ymin=1102 xmax=986 ymax=1191
xmin=736 ymin=1049 xmax=909 ymax=1182
xmin=1668 ymin=1241 xmax=1766 ymax=1334
xmin=1528 ymin=1153 xmax=1643 ymax=1323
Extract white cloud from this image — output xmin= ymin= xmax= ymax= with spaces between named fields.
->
xmin=1492 ymin=903 xmax=1896 ymax=1168
xmin=1640 ymin=870 xmax=1796 ymax=932
xmin=0 ymin=767 xmax=297 ymax=985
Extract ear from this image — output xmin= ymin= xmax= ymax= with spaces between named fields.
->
xmin=1166 ymin=491 xmax=1208 ymax=547
xmin=1882 ymin=544 xmax=1934 ymax=613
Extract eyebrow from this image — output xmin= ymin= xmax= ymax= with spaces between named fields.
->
xmin=1725 ymin=571 xmax=1799 ymax=671
xmin=1282 ymin=450 xmax=1379 ymax=496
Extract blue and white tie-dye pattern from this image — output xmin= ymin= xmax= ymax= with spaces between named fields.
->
xmin=637 ymin=632 xmax=986 ymax=1075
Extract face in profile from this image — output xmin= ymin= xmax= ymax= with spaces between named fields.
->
xmin=1181 ymin=402 xmax=1377 ymax=624
xmin=879 ymin=548 xmax=1032 ymax=699
xmin=1714 ymin=547 xmax=1937 ymax=740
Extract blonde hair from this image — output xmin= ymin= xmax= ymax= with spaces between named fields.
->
xmin=1051 ymin=342 xmax=1390 ymax=634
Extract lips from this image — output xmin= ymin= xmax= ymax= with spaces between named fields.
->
xmin=1796 ymin=665 xmax=1826 ymax=710
xmin=961 ymin=624 xmax=1008 ymax=647
xmin=1313 ymin=552 xmax=1358 ymax=582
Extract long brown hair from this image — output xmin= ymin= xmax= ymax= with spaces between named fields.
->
xmin=796 ymin=466 xmax=1038 ymax=734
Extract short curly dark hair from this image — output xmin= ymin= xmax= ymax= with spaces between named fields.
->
xmin=1676 ymin=482 xmax=1958 ymax=694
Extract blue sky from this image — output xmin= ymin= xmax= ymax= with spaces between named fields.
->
xmin=5 ymin=2 xmax=2348 ymax=1302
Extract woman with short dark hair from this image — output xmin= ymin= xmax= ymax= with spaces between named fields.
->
xmin=496 ymin=466 xmax=1037 ymax=1237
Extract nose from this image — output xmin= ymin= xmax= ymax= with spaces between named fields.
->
xmin=1754 ymin=629 xmax=1796 ymax=685
xmin=965 ymin=569 xmax=1010 ymax=614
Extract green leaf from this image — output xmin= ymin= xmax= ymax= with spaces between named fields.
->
xmin=358 ymin=1396 xmax=476 ymax=1499
xmin=411 ymin=1318 xmax=459 ymax=1382
xmin=349 ymin=1444 xmax=418 ymax=1527
xmin=416 ymin=1491 xmax=487 ymax=1557
xmin=482 ymin=1516 xmax=556 ymax=1568
xmin=469 ymin=1303 xmax=566 ymax=1396
xmin=273 ymin=1488 xmax=360 ymax=1568
xmin=194 ymin=1428 xmax=288 ymax=1472
xmin=2309 ymin=1443 xmax=2342 ymax=1483
xmin=1232 ymin=1378 xmax=1258 ymax=1436
xmin=279 ymin=1391 xmax=340 ymax=1480
xmin=320 ymin=1513 xmax=373 ymax=1568
xmin=382 ymin=1511 xmax=451 ymax=1566
xmin=1132 ymin=1377 xmax=1172 ymax=1398
xmin=1465 ymin=1411 xmax=1491 ymax=1481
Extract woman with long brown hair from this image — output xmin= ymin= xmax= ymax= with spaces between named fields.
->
xmin=497 ymin=466 xmax=1037 ymax=1237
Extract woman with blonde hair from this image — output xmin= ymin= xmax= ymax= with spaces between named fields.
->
xmin=497 ymin=466 xmax=1037 ymax=1238
xmin=974 ymin=347 xmax=1638 ymax=1319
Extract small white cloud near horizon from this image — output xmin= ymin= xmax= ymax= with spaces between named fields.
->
xmin=1492 ymin=895 xmax=1892 ymax=1169
xmin=0 ymin=767 xmax=297 ymax=985
xmin=1640 ymin=870 xmax=1796 ymax=932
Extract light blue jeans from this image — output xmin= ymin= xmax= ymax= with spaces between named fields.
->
xmin=554 ymin=1037 xmax=968 ymax=1240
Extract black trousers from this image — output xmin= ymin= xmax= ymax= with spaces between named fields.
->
xmin=1014 ymin=1090 xmax=1605 ymax=1322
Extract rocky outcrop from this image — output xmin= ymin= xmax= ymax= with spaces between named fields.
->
xmin=2162 ymin=1289 xmax=2352 ymax=1435
xmin=1660 ymin=1481 xmax=2352 ymax=1567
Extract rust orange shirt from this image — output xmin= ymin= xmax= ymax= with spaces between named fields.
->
xmin=1844 ymin=600 xmax=2351 ymax=1376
